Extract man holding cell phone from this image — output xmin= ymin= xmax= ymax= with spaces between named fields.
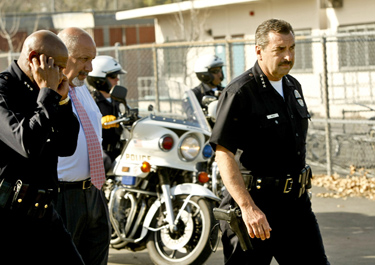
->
xmin=0 ymin=30 xmax=83 ymax=264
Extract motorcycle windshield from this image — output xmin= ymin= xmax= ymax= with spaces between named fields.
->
xmin=138 ymin=82 xmax=211 ymax=133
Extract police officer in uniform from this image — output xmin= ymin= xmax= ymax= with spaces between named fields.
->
xmin=210 ymin=19 xmax=330 ymax=265
xmin=87 ymin=55 xmax=127 ymax=171
xmin=192 ymin=54 xmax=224 ymax=106
xmin=0 ymin=30 xmax=83 ymax=264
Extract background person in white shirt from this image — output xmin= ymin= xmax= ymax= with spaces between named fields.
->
xmin=55 ymin=27 xmax=111 ymax=265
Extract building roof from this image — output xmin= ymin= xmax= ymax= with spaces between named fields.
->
xmin=116 ymin=0 xmax=259 ymax=20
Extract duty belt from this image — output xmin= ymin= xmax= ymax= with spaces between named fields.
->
xmin=248 ymin=165 xmax=312 ymax=198
xmin=0 ymin=178 xmax=54 ymax=219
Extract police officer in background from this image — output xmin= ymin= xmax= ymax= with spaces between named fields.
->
xmin=192 ymin=54 xmax=225 ymax=106
xmin=210 ymin=19 xmax=330 ymax=265
xmin=87 ymin=55 xmax=126 ymax=171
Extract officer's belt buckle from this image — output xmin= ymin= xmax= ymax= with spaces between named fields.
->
xmin=82 ymin=179 xmax=92 ymax=189
xmin=283 ymin=178 xmax=293 ymax=193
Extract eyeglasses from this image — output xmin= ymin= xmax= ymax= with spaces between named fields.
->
xmin=209 ymin=69 xmax=222 ymax=74
xmin=107 ymin=73 xmax=119 ymax=79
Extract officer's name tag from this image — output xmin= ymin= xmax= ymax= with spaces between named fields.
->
xmin=267 ymin=113 xmax=279 ymax=119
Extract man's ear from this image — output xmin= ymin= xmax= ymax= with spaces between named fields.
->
xmin=256 ymin=46 xmax=262 ymax=60
xmin=28 ymin=51 xmax=39 ymax=63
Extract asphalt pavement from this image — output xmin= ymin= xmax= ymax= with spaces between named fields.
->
xmin=107 ymin=185 xmax=375 ymax=265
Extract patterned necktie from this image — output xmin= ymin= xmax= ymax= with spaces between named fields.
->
xmin=69 ymin=87 xmax=106 ymax=190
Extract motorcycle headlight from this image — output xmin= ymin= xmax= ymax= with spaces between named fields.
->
xmin=179 ymin=135 xmax=200 ymax=161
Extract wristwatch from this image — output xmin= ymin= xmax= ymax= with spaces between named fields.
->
xmin=59 ymin=95 xmax=70 ymax=105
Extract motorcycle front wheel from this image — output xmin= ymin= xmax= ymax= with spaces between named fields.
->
xmin=146 ymin=195 xmax=218 ymax=265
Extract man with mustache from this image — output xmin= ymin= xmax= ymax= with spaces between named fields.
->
xmin=55 ymin=27 xmax=111 ymax=265
xmin=210 ymin=19 xmax=330 ymax=264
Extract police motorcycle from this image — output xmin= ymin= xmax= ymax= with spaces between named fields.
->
xmin=103 ymin=83 xmax=221 ymax=265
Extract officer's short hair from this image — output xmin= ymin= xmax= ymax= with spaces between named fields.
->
xmin=255 ymin=19 xmax=294 ymax=49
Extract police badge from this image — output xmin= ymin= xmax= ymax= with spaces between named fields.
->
xmin=294 ymin=90 xmax=304 ymax=107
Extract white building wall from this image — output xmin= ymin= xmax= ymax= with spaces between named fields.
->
xmin=120 ymin=0 xmax=375 ymax=118
xmin=154 ymin=0 xmax=375 ymax=43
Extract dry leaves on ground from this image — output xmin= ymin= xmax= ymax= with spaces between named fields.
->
xmin=312 ymin=169 xmax=375 ymax=200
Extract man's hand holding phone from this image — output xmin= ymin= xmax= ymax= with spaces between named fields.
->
xmin=29 ymin=54 xmax=68 ymax=99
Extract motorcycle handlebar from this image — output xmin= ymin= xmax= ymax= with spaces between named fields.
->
xmin=104 ymin=117 xmax=130 ymax=126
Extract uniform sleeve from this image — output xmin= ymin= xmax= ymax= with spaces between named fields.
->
xmin=0 ymin=83 xmax=77 ymax=159
xmin=53 ymin=101 xmax=80 ymax=157
xmin=209 ymin=89 xmax=243 ymax=154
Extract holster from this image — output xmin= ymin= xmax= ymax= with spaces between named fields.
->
xmin=298 ymin=165 xmax=312 ymax=198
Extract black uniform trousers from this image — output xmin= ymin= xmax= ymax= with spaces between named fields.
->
xmin=54 ymin=184 xmax=111 ymax=265
xmin=0 ymin=205 xmax=85 ymax=265
xmin=220 ymin=189 xmax=330 ymax=265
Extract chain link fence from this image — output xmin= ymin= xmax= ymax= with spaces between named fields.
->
xmin=2 ymin=32 xmax=375 ymax=177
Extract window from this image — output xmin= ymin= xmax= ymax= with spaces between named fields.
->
xmin=338 ymin=24 xmax=375 ymax=69
xmin=293 ymin=30 xmax=313 ymax=72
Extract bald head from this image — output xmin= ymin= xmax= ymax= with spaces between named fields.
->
xmin=18 ymin=30 xmax=68 ymax=81
xmin=57 ymin=27 xmax=96 ymax=87
xmin=21 ymin=30 xmax=68 ymax=58
xmin=57 ymin=27 xmax=95 ymax=57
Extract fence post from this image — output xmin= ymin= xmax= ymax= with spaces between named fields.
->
xmin=152 ymin=45 xmax=160 ymax=112
xmin=322 ymin=35 xmax=333 ymax=176
xmin=115 ymin=42 xmax=121 ymax=85
xmin=8 ymin=51 xmax=12 ymax=66
xmin=225 ymin=40 xmax=231 ymax=82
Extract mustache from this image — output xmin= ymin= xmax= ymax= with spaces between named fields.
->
xmin=279 ymin=61 xmax=292 ymax=66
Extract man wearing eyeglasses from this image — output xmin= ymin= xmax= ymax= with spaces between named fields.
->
xmin=87 ymin=55 xmax=127 ymax=172
xmin=192 ymin=54 xmax=225 ymax=109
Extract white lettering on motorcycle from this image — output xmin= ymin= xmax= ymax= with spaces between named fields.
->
xmin=125 ymin=154 xmax=151 ymax=161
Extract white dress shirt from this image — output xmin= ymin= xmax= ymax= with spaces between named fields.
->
xmin=57 ymin=84 xmax=103 ymax=182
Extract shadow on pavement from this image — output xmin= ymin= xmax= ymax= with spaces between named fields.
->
xmin=316 ymin=212 xmax=375 ymax=265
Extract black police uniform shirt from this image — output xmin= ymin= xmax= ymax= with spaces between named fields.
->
xmin=91 ymin=89 xmax=122 ymax=160
xmin=0 ymin=61 xmax=80 ymax=189
xmin=210 ymin=61 xmax=310 ymax=177
xmin=192 ymin=82 xmax=224 ymax=108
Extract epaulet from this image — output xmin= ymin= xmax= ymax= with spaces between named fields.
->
xmin=0 ymin=73 xmax=13 ymax=89
xmin=226 ymin=69 xmax=254 ymax=93
xmin=0 ymin=72 xmax=12 ymax=81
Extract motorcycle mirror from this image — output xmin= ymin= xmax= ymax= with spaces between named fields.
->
xmin=148 ymin=104 xmax=154 ymax=111
xmin=207 ymin=100 xmax=218 ymax=122
xmin=110 ymin=85 xmax=128 ymax=104
xmin=119 ymin=103 xmax=126 ymax=115
xmin=202 ymin=95 xmax=217 ymax=107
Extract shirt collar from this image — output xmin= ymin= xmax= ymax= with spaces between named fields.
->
xmin=252 ymin=61 xmax=295 ymax=94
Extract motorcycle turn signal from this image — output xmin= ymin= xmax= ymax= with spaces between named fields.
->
xmin=198 ymin=172 xmax=210 ymax=183
xmin=141 ymin=161 xmax=151 ymax=173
